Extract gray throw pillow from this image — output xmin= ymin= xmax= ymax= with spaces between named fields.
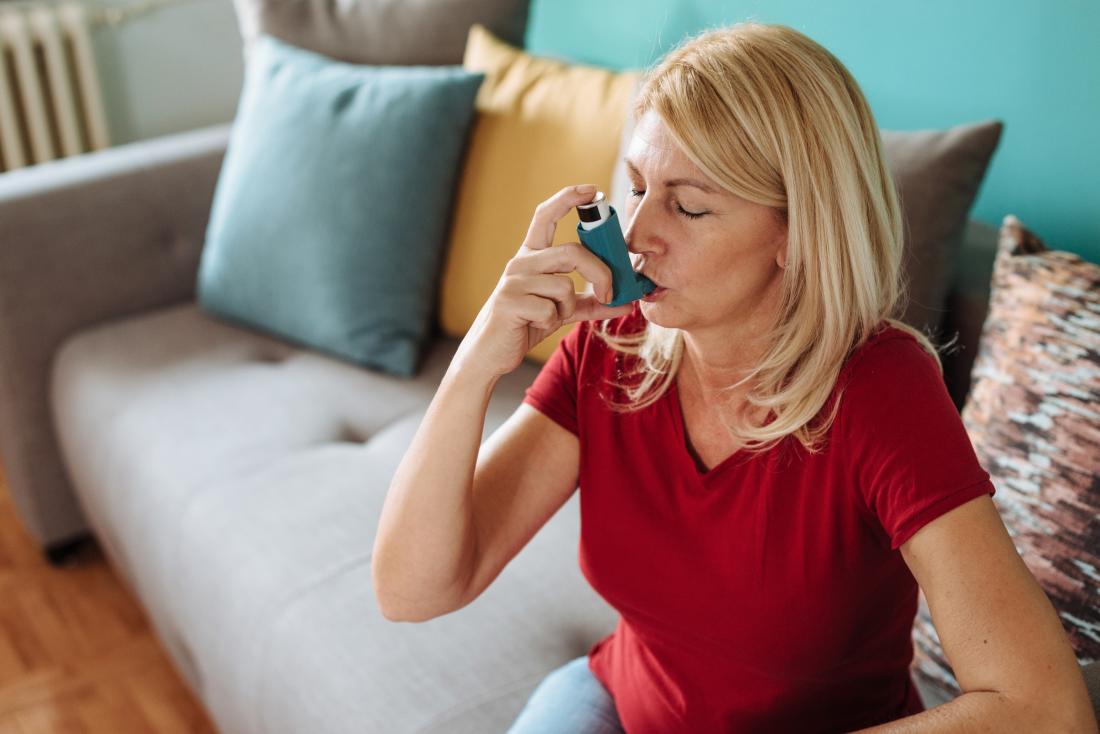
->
xmin=880 ymin=120 xmax=1003 ymax=336
xmin=230 ymin=0 xmax=531 ymax=66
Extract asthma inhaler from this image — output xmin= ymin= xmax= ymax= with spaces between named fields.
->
xmin=576 ymin=191 xmax=658 ymax=307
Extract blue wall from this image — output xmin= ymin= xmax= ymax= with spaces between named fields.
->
xmin=526 ymin=0 xmax=1100 ymax=263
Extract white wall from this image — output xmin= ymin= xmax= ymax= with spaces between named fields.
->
xmin=89 ymin=0 xmax=244 ymax=145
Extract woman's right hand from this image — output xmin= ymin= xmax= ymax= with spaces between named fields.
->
xmin=453 ymin=184 xmax=635 ymax=380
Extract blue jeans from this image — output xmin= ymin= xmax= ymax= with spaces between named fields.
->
xmin=506 ymin=655 xmax=626 ymax=733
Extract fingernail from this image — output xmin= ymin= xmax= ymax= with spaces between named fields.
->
xmin=576 ymin=184 xmax=596 ymax=193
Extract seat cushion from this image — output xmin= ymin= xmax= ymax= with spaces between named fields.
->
xmin=253 ymin=503 xmax=617 ymax=733
xmin=50 ymin=301 xmax=618 ymax=733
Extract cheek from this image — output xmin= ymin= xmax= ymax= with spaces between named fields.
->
xmin=687 ymin=249 xmax=759 ymax=295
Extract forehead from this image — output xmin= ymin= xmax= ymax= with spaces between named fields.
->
xmin=626 ymin=111 xmax=704 ymax=174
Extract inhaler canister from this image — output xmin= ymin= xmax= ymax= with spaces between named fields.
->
xmin=576 ymin=191 xmax=658 ymax=307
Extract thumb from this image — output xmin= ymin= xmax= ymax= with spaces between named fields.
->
xmin=565 ymin=294 xmax=634 ymax=324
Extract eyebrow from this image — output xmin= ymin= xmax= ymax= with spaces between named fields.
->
xmin=624 ymin=158 xmax=720 ymax=195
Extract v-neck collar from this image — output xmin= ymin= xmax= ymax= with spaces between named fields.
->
xmin=668 ymin=379 xmax=759 ymax=484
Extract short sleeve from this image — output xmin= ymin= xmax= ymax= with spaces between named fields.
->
xmin=839 ymin=335 xmax=996 ymax=551
xmin=522 ymin=320 xmax=590 ymax=436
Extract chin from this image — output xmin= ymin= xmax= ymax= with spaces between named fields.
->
xmin=638 ymin=299 xmax=675 ymax=327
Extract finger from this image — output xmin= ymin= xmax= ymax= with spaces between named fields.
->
xmin=517 ymin=293 xmax=561 ymax=331
xmin=564 ymin=294 xmax=634 ymax=324
xmin=516 ymin=242 xmax=616 ymax=303
xmin=521 ymin=184 xmax=599 ymax=252
xmin=513 ymin=273 xmax=577 ymax=322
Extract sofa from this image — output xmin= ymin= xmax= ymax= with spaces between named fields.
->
xmin=1 ymin=6 xmax=1097 ymax=734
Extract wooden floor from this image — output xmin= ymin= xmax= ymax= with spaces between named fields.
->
xmin=0 ymin=462 xmax=218 ymax=733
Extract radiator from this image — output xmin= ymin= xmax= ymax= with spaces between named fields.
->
xmin=0 ymin=1 xmax=110 ymax=172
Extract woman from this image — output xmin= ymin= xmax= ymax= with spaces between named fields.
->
xmin=372 ymin=22 xmax=1096 ymax=734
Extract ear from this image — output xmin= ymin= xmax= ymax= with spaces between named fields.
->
xmin=775 ymin=227 xmax=789 ymax=270
xmin=769 ymin=207 xmax=789 ymax=269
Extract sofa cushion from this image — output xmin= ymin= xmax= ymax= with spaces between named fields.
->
xmin=51 ymin=301 xmax=464 ymax=666
xmin=254 ymin=511 xmax=619 ymax=733
xmin=436 ymin=23 xmax=641 ymax=364
xmin=50 ymin=300 xmax=618 ymax=733
xmin=196 ymin=33 xmax=484 ymax=377
xmin=230 ymin=0 xmax=530 ymax=66
xmin=911 ymin=214 xmax=1100 ymax=705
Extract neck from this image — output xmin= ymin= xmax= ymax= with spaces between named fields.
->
xmin=680 ymin=301 xmax=778 ymax=397
xmin=681 ymin=331 xmax=765 ymax=398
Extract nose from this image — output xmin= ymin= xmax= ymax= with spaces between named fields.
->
xmin=622 ymin=196 xmax=658 ymax=259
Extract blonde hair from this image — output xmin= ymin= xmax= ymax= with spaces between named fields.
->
xmin=595 ymin=21 xmax=948 ymax=456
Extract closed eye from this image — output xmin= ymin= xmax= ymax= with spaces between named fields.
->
xmin=628 ymin=188 xmax=707 ymax=219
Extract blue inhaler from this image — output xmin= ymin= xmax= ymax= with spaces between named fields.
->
xmin=576 ymin=191 xmax=658 ymax=307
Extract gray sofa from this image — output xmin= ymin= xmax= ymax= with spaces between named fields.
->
xmin=0 ymin=123 xmax=624 ymax=732
xmin=2 ymin=10 xmax=1098 ymax=732
xmin=0 ymin=120 xmax=1039 ymax=733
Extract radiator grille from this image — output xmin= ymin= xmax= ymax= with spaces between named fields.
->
xmin=0 ymin=1 xmax=110 ymax=172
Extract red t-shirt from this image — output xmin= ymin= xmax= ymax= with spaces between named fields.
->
xmin=521 ymin=303 xmax=995 ymax=734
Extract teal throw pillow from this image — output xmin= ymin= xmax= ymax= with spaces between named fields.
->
xmin=197 ymin=33 xmax=485 ymax=376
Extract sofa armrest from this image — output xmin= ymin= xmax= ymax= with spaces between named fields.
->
xmin=0 ymin=122 xmax=231 ymax=556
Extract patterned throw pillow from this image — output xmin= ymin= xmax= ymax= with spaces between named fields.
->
xmin=910 ymin=214 xmax=1100 ymax=705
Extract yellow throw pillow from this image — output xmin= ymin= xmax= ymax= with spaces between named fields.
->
xmin=438 ymin=23 xmax=641 ymax=364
